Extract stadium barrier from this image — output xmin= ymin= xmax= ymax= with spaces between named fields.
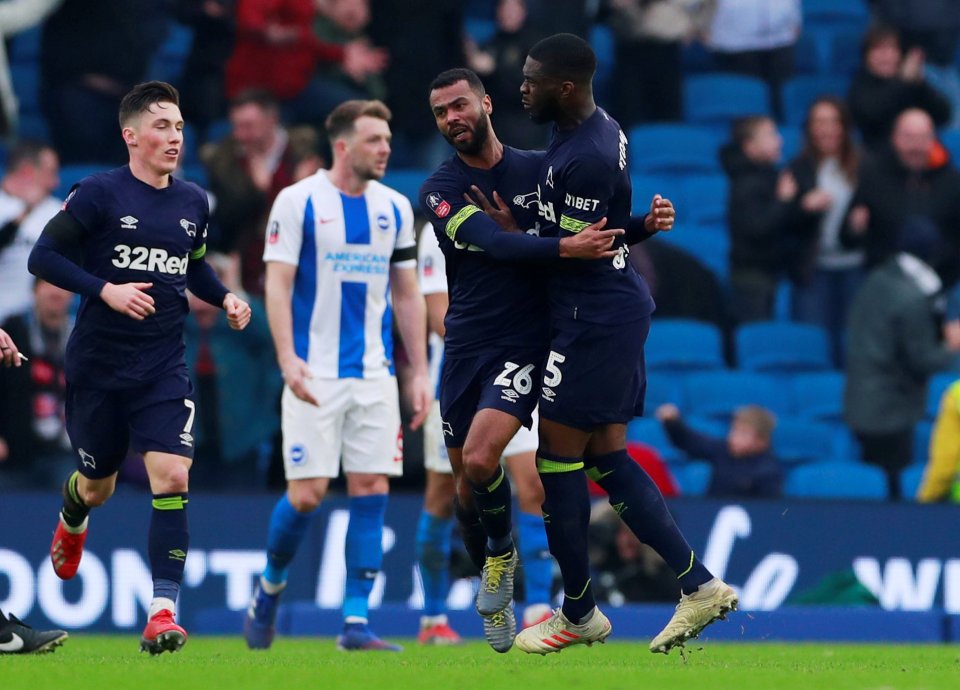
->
xmin=1 ymin=491 xmax=959 ymax=641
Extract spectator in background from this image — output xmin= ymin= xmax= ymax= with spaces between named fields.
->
xmin=917 ymin=378 xmax=960 ymax=502
xmin=525 ymin=0 xmax=594 ymax=39
xmin=40 ymin=0 xmax=167 ymax=164
xmin=589 ymin=502 xmax=681 ymax=605
xmin=225 ymin=0 xmax=386 ymax=130
xmin=704 ymin=0 xmax=802 ymax=120
xmin=467 ymin=0 xmax=546 ymax=150
xmin=781 ymin=97 xmax=863 ymax=366
xmin=872 ymin=0 xmax=960 ymax=130
xmin=171 ymin=0 xmax=237 ymax=133
xmin=720 ymin=115 xmax=791 ymax=323
xmin=602 ymin=0 xmax=707 ymax=128
xmin=369 ymin=0 xmax=466 ymax=168
xmin=0 ymin=0 xmax=64 ymax=139
xmin=0 ymin=141 xmax=61 ymax=324
xmin=0 ymin=279 xmax=73 ymax=489
xmin=842 ymin=108 xmax=960 ymax=285
xmin=656 ymin=403 xmax=783 ymax=499
xmin=201 ymin=89 xmax=322 ymax=295
xmin=847 ymin=25 xmax=951 ymax=151
xmin=845 ymin=220 xmax=960 ymax=501
xmin=312 ymin=0 xmax=387 ymax=105
xmin=184 ymin=253 xmax=281 ymax=490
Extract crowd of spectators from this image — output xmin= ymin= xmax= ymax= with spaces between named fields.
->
xmin=1 ymin=0 xmax=960 ymax=511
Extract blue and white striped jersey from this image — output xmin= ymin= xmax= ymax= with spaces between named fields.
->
xmin=263 ymin=170 xmax=416 ymax=379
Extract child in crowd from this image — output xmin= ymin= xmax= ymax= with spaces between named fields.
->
xmin=655 ymin=403 xmax=783 ymax=499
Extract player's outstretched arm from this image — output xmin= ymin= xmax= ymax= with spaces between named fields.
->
xmin=264 ymin=261 xmax=318 ymax=406
xmin=391 ymin=265 xmax=431 ymax=431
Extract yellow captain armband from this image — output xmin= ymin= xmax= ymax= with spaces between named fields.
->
xmin=189 ymin=244 xmax=207 ymax=260
xmin=444 ymin=205 xmax=481 ymax=240
xmin=559 ymin=214 xmax=591 ymax=233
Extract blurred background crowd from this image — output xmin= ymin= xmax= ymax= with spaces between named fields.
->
xmin=2 ymin=0 xmax=960 ymax=578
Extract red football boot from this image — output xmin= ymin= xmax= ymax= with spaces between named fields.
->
xmin=50 ymin=517 xmax=87 ymax=580
xmin=140 ymin=609 xmax=187 ymax=655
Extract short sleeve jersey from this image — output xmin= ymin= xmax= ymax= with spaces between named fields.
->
xmin=62 ymin=166 xmax=209 ymax=388
xmin=419 ymin=146 xmax=549 ymax=358
xmin=263 ymin=170 xmax=416 ymax=379
xmin=537 ymin=108 xmax=654 ymax=325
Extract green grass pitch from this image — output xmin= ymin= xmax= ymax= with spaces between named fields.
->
xmin=2 ymin=637 xmax=958 ymax=690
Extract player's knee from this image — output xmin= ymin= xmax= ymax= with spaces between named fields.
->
xmin=516 ymin=476 xmax=545 ymax=511
xmin=160 ymin=465 xmax=190 ymax=494
xmin=288 ymin=486 xmax=324 ymax=513
xmin=461 ymin=443 xmax=499 ymax=481
xmin=80 ymin=484 xmax=113 ymax=507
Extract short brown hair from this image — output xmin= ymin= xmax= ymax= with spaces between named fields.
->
xmin=733 ymin=405 xmax=777 ymax=440
xmin=731 ymin=115 xmax=773 ymax=148
xmin=119 ymin=81 xmax=180 ymax=127
xmin=325 ymin=100 xmax=391 ymax=141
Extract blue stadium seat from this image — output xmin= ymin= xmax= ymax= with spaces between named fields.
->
xmin=658 ymin=222 xmax=729 ymax=282
xmin=10 ymin=64 xmax=40 ymax=115
xmin=791 ymin=371 xmax=845 ymax=421
xmin=792 ymin=33 xmax=824 ymax=75
xmin=780 ymin=124 xmax=803 ymax=163
xmin=17 ymin=113 xmax=50 ymax=143
xmin=646 ymin=319 xmax=725 ymax=372
xmin=673 ymin=461 xmax=713 ymax=496
xmin=625 ymin=417 xmax=682 ymax=463
xmin=381 ymin=169 xmax=430 ymax=210
xmin=783 ymin=461 xmax=887 ymax=500
xmin=464 ymin=18 xmax=496 ymax=44
xmin=802 ymin=0 xmax=869 ymax=32
xmin=205 ymin=119 xmax=232 ymax=143
xmin=901 ymin=464 xmax=926 ymax=501
xmin=684 ymin=370 xmax=788 ymax=421
xmin=628 ymin=125 xmax=724 ymax=176
xmin=782 ymin=75 xmax=851 ymax=126
xmin=827 ymin=28 xmax=865 ymax=76
xmin=643 ymin=372 xmax=684 ymax=416
xmin=941 ymin=129 xmax=960 ymax=166
xmin=8 ymin=27 xmax=41 ymax=65
xmin=683 ymin=74 xmax=770 ymax=126
xmin=56 ymin=164 xmax=108 ymax=200
xmin=631 ymin=173 xmax=683 ymax=216
xmin=773 ymin=417 xmax=842 ymax=465
xmin=590 ymin=25 xmax=615 ymax=104
xmin=679 ymin=174 xmax=727 ymax=226
xmin=913 ymin=420 xmax=933 ymax=465
xmin=926 ymin=373 xmax=958 ymax=419
xmin=179 ymin=164 xmax=208 ymax=189
xmin=147 ymin=23 xmax=194 ymax=83
xmin=735 ymin=321 xmax=832 ymax=373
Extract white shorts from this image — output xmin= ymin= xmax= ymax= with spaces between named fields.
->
xmin=423 ymin=405 xmax=539 ymax=475
xmin=281 ymin=376 xmax=403 ymax=480
xmin=503 ymin=408 xmax=539 ymax=457
xmin=423 ymin=400 xmax=452 ymax=474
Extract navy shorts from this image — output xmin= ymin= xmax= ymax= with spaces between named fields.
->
xmin=539 ymin=316 xmax=650 ymax=430
xmin=439 ymin=347 xmax=544 ymax=448
xmin=65 ymin=370 xmax=196 ymax=479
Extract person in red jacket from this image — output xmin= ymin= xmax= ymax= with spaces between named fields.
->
xmin=225 ymin=0 xmax=386 ymax=127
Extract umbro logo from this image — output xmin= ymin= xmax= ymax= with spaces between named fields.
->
xmin=180 ymin=432 xmax=194 ymax=447
xmin=541 ymin=387 xmax=556 ymax=402
xmin=501 ymin=389 xmax=519 ymax=403
xmin=120 ymin=215 xmax=139 ymax=229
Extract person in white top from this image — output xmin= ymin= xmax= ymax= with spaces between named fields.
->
xmin=413 ymin=222 xmax=554 ymax=645
xmin=245 ymin=99 xmax=429 ymax=652
xmin=0 ymin=141 xmax=62 ymax=323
